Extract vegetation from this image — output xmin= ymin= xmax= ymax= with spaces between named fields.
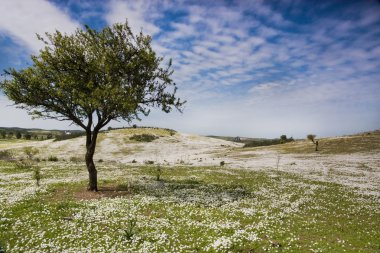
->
xmin=33 ymin=167 xmax=42 ymax=186
xmin=244 ymin=136 xmax=293 ymax=148
xmin=0 ymin=150 xmax=13 ymax=161
xmin=307 ymin=134 xmax=319 ymax=151
xmin=130 ymin=134 xmax=158 ymax=142
xmin=0 ymin=21 xmax=184 ymax=191
xmin=23 ymin=147 xmax=39 ymax=160
xmin=54 ymin=132 xmax=86 ymax=141
xmin=48 ymin=156 xmax=59 ymax=162
xmin=0 ymin=127 xmax=82 ymax=141
xmin=0 ymin=162 xmax=378 ymax=252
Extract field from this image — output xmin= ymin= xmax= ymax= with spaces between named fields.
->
xmin=0 ymin=129 xmax=379 ymax=252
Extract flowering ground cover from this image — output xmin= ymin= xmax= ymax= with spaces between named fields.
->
xmin=0 ymin=160 xmax=379 ymax=252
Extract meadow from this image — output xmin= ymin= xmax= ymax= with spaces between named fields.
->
xmin=0 ymin=129 xmax=379 ymax=252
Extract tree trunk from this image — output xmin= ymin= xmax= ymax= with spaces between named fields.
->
xmin=86 ymin=130 xmax=98 ymax=191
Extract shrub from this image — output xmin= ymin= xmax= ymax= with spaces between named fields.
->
xmin=70 ymin=156 xmax=82 ymax=163
xmin=155 ymin=166 xmax=162 ymax=181
xmin=23 ymin=147 xmax=39 ymax=159
xmin=98 ymin=159 xmax=104 ymax=163
xmin=14 ymin=160 xmax=33 ymax=170
xmin=124 ymin=218 xmax=138 ymax=241
xmin=54 ymin=132 xmax=85 ymax=141
xmin=48 ymin=156 xmax=58 ymax=162
xmin=144 ymin=160 xmax=154 ymax=165
xmin=131 ymin=159 xmax=137 ymax=163
xmin=0 ymin=150 xmax=13 ymax=161
xmin=130 ymin=134 xmax=158 ymax=142
xmin=33 ymin=167 xmax=42 ymax=186
xmin=220 ymin=161 xmax=225 ymax=166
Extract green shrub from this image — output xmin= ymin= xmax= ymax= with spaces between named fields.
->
xmin=155 ymin=166 xmax=162 ymax=181
xmin=48 ymin=156 xmax=58 ymax=162
xmin=130 ymin=134 xmax=158 ymax=142
xmin=124 ymin=218 xmax=138 ymax=241
xmin=33 ymin=167 xmax=42 ymax=186
xmin=23 ymin=147 xmax=39 ymax=159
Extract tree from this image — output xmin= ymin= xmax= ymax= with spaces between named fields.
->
xmin=0 ymin=21 xmax=184 ymax=191
xmin=16 ymin=132 xmax=22 ymax=139
xmin=307 ymin=134 xmax=318 ymax=151
xmin=280 ymin=134 xmax=287 ymax=144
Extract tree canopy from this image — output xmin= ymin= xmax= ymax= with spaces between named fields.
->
xmin=1 ymin=21 xmax=184 ymax=129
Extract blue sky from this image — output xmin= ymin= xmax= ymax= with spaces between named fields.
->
xmin=0 ymin=0 xmax=380 ymax=138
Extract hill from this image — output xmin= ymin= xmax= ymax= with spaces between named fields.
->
xmin=0 ymin=128 xmax=379 ymax=252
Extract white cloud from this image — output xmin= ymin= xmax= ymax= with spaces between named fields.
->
xmin=0 ymin=0 xmax=80 ymax=52
xmin=249 ymin=82 xmax=280 ymax=93
xmin=105 ymin=0 xmax=160 ymax=36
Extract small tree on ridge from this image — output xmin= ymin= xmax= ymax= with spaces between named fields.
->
xmin=307 ymin=134 xmax=318 ymax=151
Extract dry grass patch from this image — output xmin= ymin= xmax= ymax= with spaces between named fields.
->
xmin=275 ymin=130 xmax=380 ymax=154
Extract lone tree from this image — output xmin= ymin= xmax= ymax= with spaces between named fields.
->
xmin=280 ymin=134 xmax=287 ymax=144
xmin=0 ymin=21 xmax=184 ymax=191
xmin=307 ymin=134 xmax=318 ymax=151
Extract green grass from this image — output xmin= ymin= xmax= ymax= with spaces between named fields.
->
xmin=0 ymin=162 xmax=379 ymax=252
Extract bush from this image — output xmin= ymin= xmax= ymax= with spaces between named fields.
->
xmin=33 ymin=167 xmax=42 ymax=186
xmin=0 ymin=150 xmax=13 ymax=161
xmin=220 ymin=161 xmax=225 ymax=166
xmin=70 ymin=156 xmax=82 ymax=163
xmin=130 ymin=134 xmax=158 ymax=142
xmin=48 ymin=156 xmax=58 ymax=162
xmin=23 ymin=147 xmax=39 ymax=159
xmin=14 ymin=160 xmax=33 ymax=170
xmin=144 ymin=160 xmax=154 ymax=165
xmin=54 ymin=132 xmax=85 ymax=141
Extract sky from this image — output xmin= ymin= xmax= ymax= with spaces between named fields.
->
xmin=0 ymin=0 xmax=379 ymax=138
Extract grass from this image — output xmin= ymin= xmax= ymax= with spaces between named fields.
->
xmin=0 ymin=161 xmax=379 ymax=252
xmin=265 ymin=130 xmax=380 ymax=155
xmin=0 ymin=138 xmax=33 ymax=149
xmin=113 ymin=127 xmax=176 ymax=137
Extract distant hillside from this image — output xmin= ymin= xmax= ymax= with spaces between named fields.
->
xmin=0 ymin=126 xmax=83 ymax=140
xmin=207 ymin=135 xmax=295 ymax=147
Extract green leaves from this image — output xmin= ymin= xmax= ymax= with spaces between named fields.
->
xmin=0 ymin=21 xmax=185 ymax=131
